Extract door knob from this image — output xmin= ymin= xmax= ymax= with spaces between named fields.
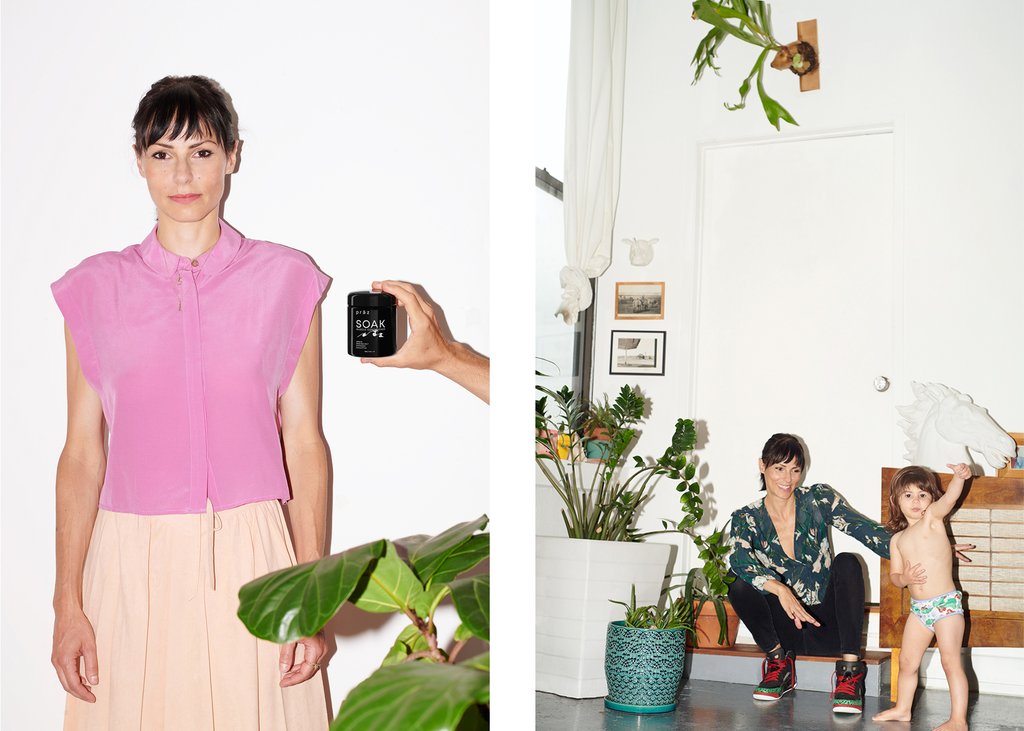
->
xmin=874 ymin=376 xmax=890 ymax=392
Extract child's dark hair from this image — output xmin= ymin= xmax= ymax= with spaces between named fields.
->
xmin=759 ymin=433 xmax=805 ymax=490
xmin=885 ymin=465 xmax=944 ymax=533
xmin=132 ymin=75 xmax=237 ymax=154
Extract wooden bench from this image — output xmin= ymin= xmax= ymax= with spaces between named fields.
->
xmin=879 ymin=468 xmax=1024 ymax=701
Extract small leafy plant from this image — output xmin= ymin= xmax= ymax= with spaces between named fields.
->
xmin=691 ymin=0 xmax=818 ymax=129
xmin=237 ymin=516 xmax=489 ymax=731
xmin=610 ymin=585 xmax=694 ymax=632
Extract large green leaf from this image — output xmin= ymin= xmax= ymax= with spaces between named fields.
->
xmin=692 ymin=0 xmax=763 ymax=47
xmin=461 ymin=652 xmax=489 ymax=673
xmin=332 ymin=662 xmax=488 ymax=731
xmin=237 ymin=540 xmax=385 ymax=643
xmin=756 ymin=57 xmax=798 ymax=130
xmin=351 ymin=541 xmax=427 ymax=614
xmin=409 ymin=515 xmax=489 ymax=586
xmin=448 ymin=574 xmax=490 ymax=641
xmin=671 ymin=418 xmax=697 ymax=454
xmin=411 ymin=583 xmax=451 ymax=619
xmin=380 ymin=623 xmax=433 ymax=667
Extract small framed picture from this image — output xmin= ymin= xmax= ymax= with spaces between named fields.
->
xmin=610 ymin=330 xmax=666 ymax=376
xmin=997 ymin=433 xmax=1024 ymax=478
xmin=615 ymin=282 xmax=665 ymax=320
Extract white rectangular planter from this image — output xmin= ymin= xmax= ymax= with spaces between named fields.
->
xmin=536 ymin=536 xmax=677 ymax=698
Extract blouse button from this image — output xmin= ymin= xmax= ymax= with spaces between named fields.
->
xmin=191 ymin=258 xmax=200 ymax=267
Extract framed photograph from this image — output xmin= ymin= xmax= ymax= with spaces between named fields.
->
xmin=997 ymin=433 xmax=1024 ymax=478
xmin=615 ymin=282 xmax=665 ymax=320
xmin=610 ymin=330 xmax=666 ymax=376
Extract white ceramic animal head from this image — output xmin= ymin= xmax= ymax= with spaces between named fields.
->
xmin=896 ymin=382 xmax=1016 ymax=472
xmin=622 ymin=238 xmax=658 ymax=267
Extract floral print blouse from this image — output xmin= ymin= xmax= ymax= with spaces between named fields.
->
xmin=729 ymin=483 xmax=891 ymax=605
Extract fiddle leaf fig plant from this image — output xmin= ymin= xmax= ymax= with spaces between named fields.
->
xmin=691 ymin=0 xmax=818 ymax=129
xmin=237 ymin=515 xmax=489 ymax=731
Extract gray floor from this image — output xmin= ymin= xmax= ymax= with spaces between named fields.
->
xmin=537 ymin=681 xmax=1024 ymax=730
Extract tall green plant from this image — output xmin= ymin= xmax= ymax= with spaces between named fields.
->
xmin=237 ymin=516 xmax=489 ymax=731
xmin=535 ymin=384 xmax=652 ymax=540
xmin=691 ymin=0 xmax=817 ymax=130
xmin=633 ymin=418 xmax=735 ymax=644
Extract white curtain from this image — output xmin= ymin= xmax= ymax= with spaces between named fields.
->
xmin=556 ymin=0 xmax=627 ymax=325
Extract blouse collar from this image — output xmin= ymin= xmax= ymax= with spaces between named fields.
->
xmin=138 ymin=219 xmax=243 ymax=278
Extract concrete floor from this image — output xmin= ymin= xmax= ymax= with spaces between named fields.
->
xmin=537 ymin=680 xmax=1024 ymax=730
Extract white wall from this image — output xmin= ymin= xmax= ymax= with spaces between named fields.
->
xmin=1 ymin=1 xmax=488 ymax=726
xmin=588 ymin=0 xmax=1023 ymax=693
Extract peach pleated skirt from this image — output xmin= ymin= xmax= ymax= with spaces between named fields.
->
xmin=64 ymin=499 xmax=330 ymax=730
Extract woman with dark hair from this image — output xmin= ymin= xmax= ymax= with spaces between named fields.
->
xmin=50 ymin=76 xmax=330 ymax=729
xmin=726 ymin=433 xmax=892 ymax=716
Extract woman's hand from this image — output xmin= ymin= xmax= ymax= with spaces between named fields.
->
xmin=362 ymin=280 xmax=490 ymax=403
xmin=362 ymin=281 xmax=453 ymax=372
xmin=279 ymin=631 xmax=327 ymax=687
xmin=772 ymin=584 xmax=821 ymax=630
xmin=52 ymin=609 xmax=99 ymax=703
xmin=952 ymin=542 xmax=975 ymax=563
xmin=902 ymin=559 xmax=928 ymax=585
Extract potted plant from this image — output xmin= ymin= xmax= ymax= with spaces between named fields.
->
xmin=535 ymin=385 xmax=696 ymax=697
xmin=582 ymin=397 xmax=615 ymax=461
xmin=535 ymin=383 xmax=654 ymax=541
xmin=604 ymin=585 xmax=694 ymax=714
xmin=690 ymin=0 xmax=818 ymax=129
xmin=237 ymin=516 xmax=489 ymax=730
xmin=635 ymin=418 xmax=739 ymax=647
xmin=682 ymin=564 xmax=740 ymax=649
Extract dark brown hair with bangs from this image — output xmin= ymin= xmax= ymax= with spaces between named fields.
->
xmin=758 ymin=433 xmax=805 ymax=490
xmin=132 ymin=75 xmax=237 ymax=155
xmin=885 ymin=465 xmax=944 ymax=533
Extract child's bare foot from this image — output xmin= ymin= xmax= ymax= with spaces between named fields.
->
xmin=931 ymin=720 xmax=967 ymax=731
xmin=873 ymin=707 xmax=912 ymax=722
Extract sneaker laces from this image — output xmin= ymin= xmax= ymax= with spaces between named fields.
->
xmin=832 ymin=670 xmax=864 ymax=697
xmin=761 ymin=656 xmax=787 ymax=683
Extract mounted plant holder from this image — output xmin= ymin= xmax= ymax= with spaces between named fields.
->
xmin=691 ymin=1 xmax=820 ymax=129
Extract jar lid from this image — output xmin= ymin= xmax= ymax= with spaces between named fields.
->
xmin=347 ymin=291 xmax=397 ymax=308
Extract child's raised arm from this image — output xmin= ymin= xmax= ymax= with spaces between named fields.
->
xmin=928 ymin=462 xmax=972 ymax=521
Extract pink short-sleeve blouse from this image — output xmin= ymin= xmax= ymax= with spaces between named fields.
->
xmin=51 ymin=220 xmax=330 ymax=515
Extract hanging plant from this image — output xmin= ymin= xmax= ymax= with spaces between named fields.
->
xmin=691 ymin=0 xmax=818 ymax=130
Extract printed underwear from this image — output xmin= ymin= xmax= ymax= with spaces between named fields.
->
xmin=910 ymin=589 xmax=963 ymax=631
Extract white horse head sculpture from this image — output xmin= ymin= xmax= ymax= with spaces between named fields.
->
xmin=897 ymin=382 xmax=1016 ymax=473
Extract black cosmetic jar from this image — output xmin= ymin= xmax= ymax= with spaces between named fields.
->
xmin=347 ymin=291 xmax=397 ymax=357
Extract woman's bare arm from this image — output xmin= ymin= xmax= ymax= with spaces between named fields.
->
xmin=52 ymin=324 xmax=106 ymax=702
xmin=279 ymin=306 xmax=328 ymax=564
xmin=276 ymin=307 xmax=329 ymax=687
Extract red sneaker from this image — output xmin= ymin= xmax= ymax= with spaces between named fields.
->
xmin=752 ymin=651 xmax=796 ymax=701
xmin=831 ymin=659 xmax=867 ymax=714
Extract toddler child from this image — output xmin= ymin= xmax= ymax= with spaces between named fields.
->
xmin=873 ymin=462 xmax=972 ymax=731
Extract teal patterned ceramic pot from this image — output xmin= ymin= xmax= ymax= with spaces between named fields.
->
xmin=604 ymin=620 xmax=687 ymax=714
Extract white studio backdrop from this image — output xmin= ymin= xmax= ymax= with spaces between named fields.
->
xmin=1 ymin=1 xmax=489 ymax=726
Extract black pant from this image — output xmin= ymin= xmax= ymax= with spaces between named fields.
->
xmin=727 ymin=552 xmax=865 ymax=657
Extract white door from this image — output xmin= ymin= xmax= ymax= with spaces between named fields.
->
xmin=694 ymin=131 xmax=895 ymax=600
